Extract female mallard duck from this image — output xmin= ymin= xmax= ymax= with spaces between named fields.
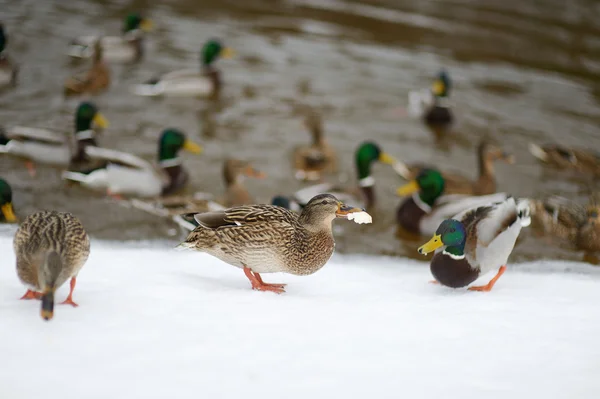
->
xmin=293 ymin=110 xmax=337 ymax=181
xmin=131 ymin=159 xmax=265 ymax=228
xmin=61 ymin=128 xmax=202 ymax=198
xmin=530 ymin=194 xmax=600 ymax=252
xmin=394 ymin=140 xmax=514 ymax=195
xmin=0 ymin=102 xmax=108 ymax=176
xmin=409 ymin=70 xmax=453 ymax=128
xmin=64 ymin=40 xmax=110 ymax=96
xmin=13 ymin=210 xmax=90 ymax=320
xmin=67 ymin=13 xmax=153 ymax=62
xmin=0 ymin=23 xmax=17 ymax=87
xmin=529 ymin=143 xmax=600 ymax=177
xmin=132 ymin=39 xmax=233 ymax=98
xmin=396 ymin=168 xmax=511 ymax=236
xmin=176 ymin=193 xmax=370 ymax=293
xmin=0 ymin=178 xmax=17 ymax=223
xmin=417 ymin=197 xmax=530 ymax=291
xmin=293 ymin=141 xmax=398 ymax=209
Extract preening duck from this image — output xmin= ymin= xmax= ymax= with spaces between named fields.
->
xmin=64 ymin=41 xmax=110 ymax=95
xmin=293 ymin=109 xmax=337 ymax=181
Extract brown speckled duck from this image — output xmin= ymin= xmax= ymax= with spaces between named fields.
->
xmin=529 ymin=143 xmax=600 ymax=177
xmin=13 ymin=211 xmax=90 ymax=320
xmin=64 ymin=40 xmax=110 ymax=96
xmin=418 ymin=197 xmax=530 ymax=291
xmin=394 ymin=140 xmax=514 ymax=195
xmin=293 ymin=110 xmax=337 ymax=181
xmin=177 ymin=194 xmax=366 ymax=293
xmin=530 ymin=194 xmax=600 ymax=252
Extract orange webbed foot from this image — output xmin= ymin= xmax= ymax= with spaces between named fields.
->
xmin=468 ymin=265 xmax=507 ymax=292
xmin=20 ymin=290 xmax=42 ymax=300
xmin=429 ymin=280 xmax=440 ymax=285
xmin=60 ymin=297 xmax=79 ymax=307
xmin=243 ymin=266 xmax=286 ymax=294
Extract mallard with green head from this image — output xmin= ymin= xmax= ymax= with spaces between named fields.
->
xmin=64 ymin=41 xmax=110 ymax=96
xmin=394 ymin=140 xmax=514 ymax=195
xmin=0 ymin=102 xmax=108 ymax=176
xmin=418 ymin=197 xmax=530 ymax=291
xmin=176 ymin=193 xmax=371 ymax=293
xmin=396 ymin=168 xmax=511 ymax=236
xmin=132 ymin=39 xmax=234 ymax=97
xmin=409 ymin=70 xmax=453 ymax=128
xmin=530 ymin=194 xmax=600 ymax=252
xmin=0 ymin=23 xmax=17 ymax=87
xmin=0 ymin=178 xmax=17 ymax=223
xmin=529 ymin=143 xmax=600 ymax=177
xmin=293 ymin=109 xmax=337 ymax=181
xmin=61 ymin=128 xmax=202 ymax=198
xmin=293 ymin=141 xmax=397 ymax=209
xmin=67 ymin=13 xmax=153 ymax=62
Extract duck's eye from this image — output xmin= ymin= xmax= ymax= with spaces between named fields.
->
xmin=321 ymin=200 xmax=328 ymax=205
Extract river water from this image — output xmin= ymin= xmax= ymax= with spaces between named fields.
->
xmin=1 ymin=0 xmax=599 ymax=262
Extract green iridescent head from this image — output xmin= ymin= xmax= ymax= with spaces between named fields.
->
xmin=354 ymin=141 xmax=396 ymax=180
xmin=396 ymin=168 xmax=445 ymax=207
xmin=432 ymin=69 xmax=451 ymax=98
xmin=0 ymin=24 xmax=7 ymax=53
xmin=418 ymin=219 xmax=466 ymax=257
xmin=158 ymin=129 xmax=203 ymax=161
xmin=123 ymin=13 xmax=152 ymax=33
xmin=0 ymin=178 xmax=17 ymax=223
xmin=201 ymin=39 xmax=234 ymax=67
xmin=75 ymin=102 xmax=108 ymax=132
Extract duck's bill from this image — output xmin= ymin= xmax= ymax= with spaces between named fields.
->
xmin=93 ymin=112 xmax=109 ymax=129
xmin=418 ymin=234 xmax=443 ymax=255
xmin=221 ymin=47 xmax=235 ymax=59
xmin=183 ymin=140 xmax=203 ymax=154
xmin=432 ymin=80 xmax=444 ymax=96
xmin=1 ymin=203 xmax=17 ymax=223
xmin=244 ymin=166 xmax=266 ymax=179
xmin=336 ymin=204 xmax=372 ymax=223
xmin=140 ymin=19 xmax=153 ymax=32
xmin=378 ymin=152 xmax=396 ymax=165
xmin=396 ymin=180 xmax=419 ymax=197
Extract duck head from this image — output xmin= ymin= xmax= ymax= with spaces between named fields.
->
xmin=299 ymin=193 xmax=364 ymax=230
xmin=123 ymin=13 xmax=153 ymax=34
xmin=418 ymin=219 xmax=466 ymax=257
xmin=432 ymin=69 xmax=451 ymax=98
xmin=0 ymin=178 xmax=16 ymax=223
xmin=397 ymin=168 xmax=445 ymax=207
xmin=158 ymin=129 xmax=203 ymax=166
xmin=354 ymin=141 xmax=397 ymax=208
xmin=201 ymin=39 xmax=234 ymax=68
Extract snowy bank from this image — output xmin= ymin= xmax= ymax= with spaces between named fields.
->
xmin=0 ymin=235 xmax=599 ymax=399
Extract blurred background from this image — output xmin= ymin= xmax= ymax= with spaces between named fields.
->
xmin=1 ymin=0 xmax=599 ymax=262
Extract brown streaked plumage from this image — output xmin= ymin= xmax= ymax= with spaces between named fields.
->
xmin=293 ymin=110 xmax=337 ymax=182
xmin=529 ymin=143 xmax=600 ymax=177
xmin=13 ymin=211 xmax=90 ymax=320
xmin=177 ymin=194 xmax=364 ymax=293
xmin=64 ymin=40 xmax=110 ymax=96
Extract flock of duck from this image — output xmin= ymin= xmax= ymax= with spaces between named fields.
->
xmin=1 ymin=14 xmax=599 ymax=321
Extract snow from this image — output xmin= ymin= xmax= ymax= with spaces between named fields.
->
xmin=1 ymin=234 xmax=599 ymax=399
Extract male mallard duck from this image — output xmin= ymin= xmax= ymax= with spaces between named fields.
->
xmin=0 ymin=102 xmax=108 ymax=176
xmin=396 ymin=168 xmax=511 ymax=236
xmin=293 ymin=110 xmax=337 ymax=181
xmin=61 ymin=128 xmax=202 ymax=198
xmin=417 ymin=197 xmax=530 ymax=291
xmin=409 ymin=70 xmax=453 ymax=128
xmin=67 ymin=13 xmax=153 ymax=62
xmin=394 ymin=140 xmax=514 ymax=195
xmin=0 ymin=23 xmax=17 ymax=87
xmin=132 ymin=39 xmax=233 ymax=97
xmin=64 ymin=40 xmax=110 ymax=96
xmin=0 ymin=178 xmax=17 ymax=223
xmin=13 ymin=210 xmax=90 ymax=320
xmin=293 ymin=141 xmax=397 ymax=209
xmin=176 ymin=193 xmax=370 ymax=293
xmin=530 ymin=194 xmax=600 ymax=252
xmin=529 ymin=143 xmax=600 ymax=177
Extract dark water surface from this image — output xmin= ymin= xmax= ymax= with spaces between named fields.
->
xmin=1 ymin=0 xmax=599 ymax=262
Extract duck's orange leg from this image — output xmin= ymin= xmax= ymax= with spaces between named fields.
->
xmin=243 ymin=266 xmax=285 ymax=294
xmin=60 ymin=277 xmax=79 ymax=307
xmin=254 ymin=272 xmax=287 ymax=289
xmin=24 ymin=161 xmax=37 ymax=178
xmin=429 ymin=280 xmax=440 ymax=284
xmin=20 ymin=289 xmax=42 ymax=300
xmin=468 ymin=266 xmax=507 ymax=292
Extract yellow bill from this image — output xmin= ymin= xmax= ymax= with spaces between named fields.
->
xmin=93 ymin=112 xmax=109 ymax=129
xmin=140 ymin=19 xmax=153 ymax=32
xmin=1 ymin=203 xmax=17 ymax=223
xmin=221 ymin=47 xmax=235 ymax=59
xmin=379 ymin=152 xmax=396 ymax=165
xmin=432 ymin=80 xmax=444 ymax=96
xmin=244 ymin=166 xmax=266 ymax=179
xmin=396 ymin=180 xmax=420 ymax=197
xmin=418 ymin=234 xmax=443 ymax=255
xmin=183 ymin=140 xmax=203 ymax=154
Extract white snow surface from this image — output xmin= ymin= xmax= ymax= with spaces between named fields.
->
xmin=1 ymin=234 xmax=600 ymax=399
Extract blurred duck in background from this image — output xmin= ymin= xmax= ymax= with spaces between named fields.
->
xmin=61 ymin=128 xmax=202 ymax=198
xmin=0 ymin=178 xmax=17 ymax=223
xmin=132 ymin=39 xmax=234 ymax=98
xmin=530 ymin=194 xmax=600 ymax=252
xmin=408 ymin=69 xmax=453 ymax=129
xmin=293 ymin=109 xmax=337 ymax=181
xmin=0 ymin=23 xmax=17 ymax=87
xmin=67 ymin=13 xmax=153 ymax=63
xmin=529 ymin=143 xmax=600 ymax=177
xmin=393 ymin=140 xmax=514 ymax=195
xmin=0 ymin=102 xmax=108 ymax=177
xmin=64 ymin=40 xmax=110 ymax=95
